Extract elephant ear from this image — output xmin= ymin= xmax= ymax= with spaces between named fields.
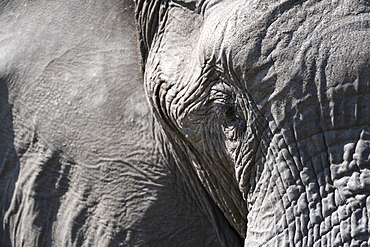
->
xmin=135 ymin=0 xmax=247 ymax=238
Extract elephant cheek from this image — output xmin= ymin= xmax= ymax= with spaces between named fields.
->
xmin=330 ymin=130 xmax=370 ymax=202
xmin=234 ymin=111 xmax=270 ymax=202
xmin=243 ymin=128 xmax=370 ymax=245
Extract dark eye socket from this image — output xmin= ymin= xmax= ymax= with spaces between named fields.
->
xmin=224 ymin=106 xmax=237 ymax=121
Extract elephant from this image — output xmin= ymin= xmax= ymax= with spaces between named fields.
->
xmin=1 ymin=0 xmax=370 ymax=246
xmin=137 ymin=0 xmax=370 ymax=246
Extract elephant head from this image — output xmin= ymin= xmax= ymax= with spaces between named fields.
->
xmin=1 ymin=0 xmax=369 ymax=245
xmin=137 ymin=0 xmax=370 ymax=245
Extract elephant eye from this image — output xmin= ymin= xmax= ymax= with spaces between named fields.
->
xmin=224 ymin=105 xmax=237 ymax=121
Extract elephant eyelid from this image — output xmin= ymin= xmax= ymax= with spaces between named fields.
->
xmin=207 ymin=90 xmax=234 ymax=104
xmin=202 ymin=83 xmax=243 ymax=121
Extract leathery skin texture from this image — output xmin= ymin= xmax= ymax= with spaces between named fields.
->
xmin=1 ymin=0 xmax=370 ymax=246
xmin=139 ymin=0 xmax=370 ymax=246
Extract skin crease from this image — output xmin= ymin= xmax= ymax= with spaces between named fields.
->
xmin=140 ymin=0 xmax=370 ymax=245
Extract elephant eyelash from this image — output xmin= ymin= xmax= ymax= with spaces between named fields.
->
xmin=203 ymin=82 xmax=243 ymax=122
xmin=207 ymin=89 xmax=235 ymax=106
xmin=211 ymin=102 xmax=240 ymax=123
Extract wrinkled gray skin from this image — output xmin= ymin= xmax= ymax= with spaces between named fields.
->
xmin=139 ymin=0 xmax=370 ymax=246
xmin=1 ymin=0 xmax=370 ymax=246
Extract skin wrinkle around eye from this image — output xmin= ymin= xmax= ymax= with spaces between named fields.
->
xmin=180 ymin=74 xmax=251 ymax=180
xmin=158 ymin=65 xmax=248 ymax=236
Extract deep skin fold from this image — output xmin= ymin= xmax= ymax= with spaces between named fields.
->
xmin=139 ymin=0 xmax=370 ymax=245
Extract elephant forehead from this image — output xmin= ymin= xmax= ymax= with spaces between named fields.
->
xmin=200 ymin=0 xmax=370 ymax=78
xmin=196 ymin=0 xmax=267 ymax=76
xmin=201 ymin=2 xmax=370 ymax=123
